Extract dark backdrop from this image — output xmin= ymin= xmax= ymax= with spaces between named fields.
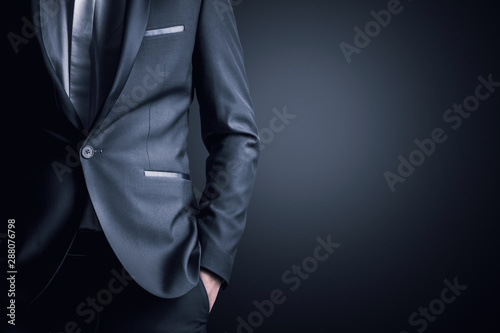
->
xmin=185 ymin=1 xmax=500 ymax=332
xmin=3 ymin=1 xmax=499 ymax=333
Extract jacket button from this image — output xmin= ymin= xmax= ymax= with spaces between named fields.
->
xmin=81 ymin=145 xmax=95 ymax=159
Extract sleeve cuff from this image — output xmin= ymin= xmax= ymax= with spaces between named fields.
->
xmin=199 ymin=243 xmax=234 ymax=290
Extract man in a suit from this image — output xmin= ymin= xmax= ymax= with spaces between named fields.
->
xmin=4 ymin=0 xmax=259 ymax=332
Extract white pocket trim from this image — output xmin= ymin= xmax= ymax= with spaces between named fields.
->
xmin=144 ymin=170 xmax=190 ymax=180
xmin=144 ymin=25 xmax=185 ymax=37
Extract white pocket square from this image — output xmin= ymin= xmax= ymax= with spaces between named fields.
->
xmin=144 ymin=25 xmax=185 ymax=37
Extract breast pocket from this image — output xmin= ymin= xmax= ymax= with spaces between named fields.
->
xmin=144 ymin=25 xmax=185 ymax=37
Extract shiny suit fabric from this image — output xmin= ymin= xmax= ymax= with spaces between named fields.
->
xmin=4 ymin=0 xmax=259 ymax=305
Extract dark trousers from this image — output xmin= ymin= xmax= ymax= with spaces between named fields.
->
xmin=6 ymin=231 xmax=210 ymax=333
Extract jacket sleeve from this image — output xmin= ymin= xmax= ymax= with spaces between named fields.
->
xmin=192 ymin=0 xmax=260 ymax=287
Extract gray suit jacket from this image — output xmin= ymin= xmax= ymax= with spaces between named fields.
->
xmin=16 ymin=0 xmax=259 ymax=301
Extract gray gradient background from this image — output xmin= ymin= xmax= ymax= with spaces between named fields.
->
xmin=185 ymin=1 xmax=500 ymax=332
xmin=3 ymin=0 xmax=498 ymax=332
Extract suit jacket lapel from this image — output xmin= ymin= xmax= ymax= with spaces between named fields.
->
xmin=31 ymin=0 xmax=85 ymax=132
xmin=90 ymin=0 xmax=151 ymax=131
xmin=90 ymin=0 xmax=126 ymax=118
xmin=30 ymin=0 xmax=151 ymax=133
